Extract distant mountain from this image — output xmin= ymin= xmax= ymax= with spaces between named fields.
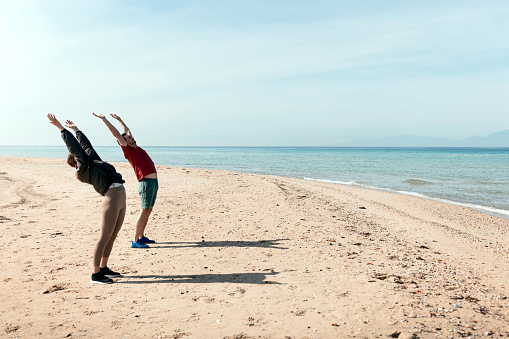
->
xmin=348 ymin=129 xmax=509 ymax=147
xmin=461 ymin=129 xmax=509 ymax=147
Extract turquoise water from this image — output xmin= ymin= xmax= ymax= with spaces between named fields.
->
xmin=1 ymin=146 xmax=509 ymax=217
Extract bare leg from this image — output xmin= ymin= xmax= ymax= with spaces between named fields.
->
xmin=134 ymin=207 xmax=153 ymax=241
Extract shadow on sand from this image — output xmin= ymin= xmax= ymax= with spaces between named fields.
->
xmin=151 ymin=239 xmax=289 ymax=250
xmin=116 ymin=271 xmax=280 ymax=284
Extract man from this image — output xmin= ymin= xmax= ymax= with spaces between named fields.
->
xmin=93 ymin=113 xmax=158 ymax=249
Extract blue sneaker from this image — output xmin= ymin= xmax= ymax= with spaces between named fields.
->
xmin=139 ymin=235 xmax=156 ymax=244
xmin=131 ymin=240 xmax=149 ymax=248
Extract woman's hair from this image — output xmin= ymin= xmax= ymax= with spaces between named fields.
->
xmin=67 ymin=153 xmax=77 ymax=168
xmin=67 ymin=153 xmax=81 ymax=181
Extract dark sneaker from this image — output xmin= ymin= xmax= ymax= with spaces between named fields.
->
xmin=131 ymin=240 xmax=149 ymax=248
xmin=90 ymin=272 xmax=113 ymax=284
xmin=100 ymin=266 xmax=121 ymax=278
xmin=139 ymin=235 xmax=156 ymax=244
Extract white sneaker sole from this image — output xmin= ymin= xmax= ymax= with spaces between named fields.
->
xmin=90 ymin=279 xmax=113 ymax=284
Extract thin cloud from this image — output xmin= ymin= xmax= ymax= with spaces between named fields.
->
xmin=1 ymin=0 xmax=509 ymax=145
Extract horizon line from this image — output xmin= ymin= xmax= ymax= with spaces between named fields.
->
xmin=2 ymin=145 xmax=509 ymax=148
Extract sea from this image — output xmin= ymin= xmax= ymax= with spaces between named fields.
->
xmin=1 ymin=146 xmax=509 ymax=218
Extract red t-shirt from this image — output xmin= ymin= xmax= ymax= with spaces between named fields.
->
xmin=121 ymin=145 xmax=157 ymax=181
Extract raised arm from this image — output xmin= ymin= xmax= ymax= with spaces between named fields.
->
xmin=110 ymin=114 xmax=132 ymax=137
xmin=47 ymin=114 xmax=89 ymax=163
xmin=64 ymin=119 xmax=80 ymax=133
xmin=47 ymin=113 xmax=65 ymax=131
xmin=66 ymin=119 xmax=102 ymax=161
xmin=92 ymin=113 xmax=127 ymax=146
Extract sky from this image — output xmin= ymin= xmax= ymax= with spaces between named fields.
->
xmin=1 ymin=0 xmax=509 ymax=146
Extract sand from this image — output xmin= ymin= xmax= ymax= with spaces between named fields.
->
xmin=0 ymin=156 xmax=508 ymax=338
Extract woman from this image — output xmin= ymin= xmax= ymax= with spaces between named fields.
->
xmin=47 ymin=114 xmax=126 ymax=284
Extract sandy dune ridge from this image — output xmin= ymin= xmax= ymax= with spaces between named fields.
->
xmin=1 ymin=156 xmax=508 ymax=338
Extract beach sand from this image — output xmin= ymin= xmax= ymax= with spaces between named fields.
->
xmin=0 ymin=156 xmax=508 ymax=338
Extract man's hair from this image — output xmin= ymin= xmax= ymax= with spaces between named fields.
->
xmin=117 ymin=133 xmax=128 ymax=146
xmin=67 ymin=153 xmax=77 ymax=168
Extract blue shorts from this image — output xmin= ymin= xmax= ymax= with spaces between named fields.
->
xmin=138 ymin=178 xmax=158 ymax=210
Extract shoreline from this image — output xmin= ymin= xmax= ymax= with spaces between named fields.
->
xmin=304 ymin=177 xmax=509 ymax=220
xmin=1 ymin=156 xmax=508 ymax=338
xmin=2 ymin=154 xmax=508 ymax=221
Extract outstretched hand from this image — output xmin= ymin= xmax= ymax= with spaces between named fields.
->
xmin=110 ymin=114 xmax=122 ymax=121
xmin=47 ymin=114 xmax=64 ymax=130
xmin=65 ymin=120 xmax=79 ymax=132
xmin=92 ymin=112 xmax=105 ymax=119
